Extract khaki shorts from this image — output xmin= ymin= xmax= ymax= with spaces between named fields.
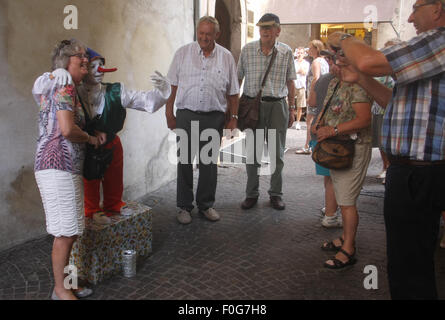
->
xmin=295 ymin=88 xmax=306 ymax=109
xmin=330 ymin=142 xmax=372 ymax=206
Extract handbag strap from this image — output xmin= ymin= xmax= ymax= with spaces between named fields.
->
xmin=315 ymin=80 xmax=341 ymax=130
xmin=258 ymin=47 xmax=277 ymax=96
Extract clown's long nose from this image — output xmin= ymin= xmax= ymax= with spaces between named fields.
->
xmin=98 ymin=66 xmax=117 ymax=73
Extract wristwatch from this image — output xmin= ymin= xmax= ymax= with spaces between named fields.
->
xmin=340 ymin=33 xmax=353 ymax=41
xmin=231 ymin=114 xmax=238 ymax=120
xmin=333 ymin=126 xmax=339 ymax=136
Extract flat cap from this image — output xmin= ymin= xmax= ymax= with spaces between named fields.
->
xmin=256 ymin=13 xmax=280 ymax=27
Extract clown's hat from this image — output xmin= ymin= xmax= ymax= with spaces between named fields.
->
xmin=86 ymin=47 xmax=117 ymax=73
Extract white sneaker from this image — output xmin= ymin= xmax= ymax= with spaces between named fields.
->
xmin=321 ymin=214 xmax=343 ymax=228
xmin=177 ymin=209 xmax=192 ymax=224
xmin=295 ymin=123 xmax=301 ymax=130
xmin=377 ymin=170 xmax=386 ymax=179
xmin=201 ymin=208 xmax=220 ymax=222
xmin=92 ymin=212 xmax=112 ymax=225
xmin=321 ymin=207 xmax=340 ymax=215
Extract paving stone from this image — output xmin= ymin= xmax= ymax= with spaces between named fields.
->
xmin=1 ymin=128 xmax=445 ymax=300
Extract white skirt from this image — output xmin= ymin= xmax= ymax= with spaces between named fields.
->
xmin=35 ymin=169 xmax=85 ymax=237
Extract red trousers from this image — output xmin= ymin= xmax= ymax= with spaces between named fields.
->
xmin=84 ymin=135 xmax=126 ymax=217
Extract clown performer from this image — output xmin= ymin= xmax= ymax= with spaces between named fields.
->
xmin=34 ymin=48 xmax=171 ymax=224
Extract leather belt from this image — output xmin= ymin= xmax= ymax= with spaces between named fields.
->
xmin=388 ymin=155 xmax=445 ymax=167
xmin=261 ymin=96 xmax=283 ymax=102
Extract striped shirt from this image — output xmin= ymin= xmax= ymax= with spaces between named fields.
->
xmin=167 ymin=42 xmax=239 ymax=113
xmin=381 ymin=27 xmax=445 ymax=161
xmin=238 ymin=40 xmax=296 ymax=98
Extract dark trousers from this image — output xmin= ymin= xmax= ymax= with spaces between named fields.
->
xmin=176 ymin=109 xmax=225 ymax=212
xmin=384 ymin=163 xmax=445 ymax=299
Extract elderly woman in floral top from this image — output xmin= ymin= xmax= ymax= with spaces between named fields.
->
xmin=312 ymin=62 xmax=372 ymax=269
xmin=32 ymin=39 xmax=101 ymax=300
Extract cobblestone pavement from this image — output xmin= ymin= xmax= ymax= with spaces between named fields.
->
xmin=1 ymin=124 xmax=445 ymax=300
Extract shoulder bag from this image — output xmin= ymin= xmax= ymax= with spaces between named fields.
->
xmin=311 ymin=82 xmax=355 ymax=170
xmin=238 ymin=48 xmax=277 ymax=131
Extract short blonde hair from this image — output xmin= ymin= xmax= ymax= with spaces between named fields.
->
xmin=197 ymin=16 xmax=220 ymax=34
xmin=309 ymin=40 xmax=325 ymax=55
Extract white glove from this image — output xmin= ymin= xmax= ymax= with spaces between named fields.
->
xmin=51 ymin=68 xmax=72 ymax=86
xmin=150 ymin=71 xmax=171 ymax=99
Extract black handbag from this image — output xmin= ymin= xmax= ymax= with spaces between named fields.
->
xmin=83 ymin=145 xmax=114 ymax=180
xmin=238 ymin=48 xmax=277 ymax=131
xmin=311 ymin=82 xmax=355 ymax=170
xmin=78 ymin=93 xmax=114 ymax=180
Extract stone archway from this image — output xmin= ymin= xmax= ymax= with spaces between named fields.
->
xmin=213 ymin=0 xmax=244 ymax=63
xmin=215 ymin=0 xmax=232 ymax=51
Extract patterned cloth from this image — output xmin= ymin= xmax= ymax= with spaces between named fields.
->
xmin=238 ymin=40 xmax=296 ymax=98
xmin=371 ymin=76 xmax=395 ymax=115
xmin=381 ymin=27 xmax=445 ymax=161
xmin=33 ymin=75 xmax=86 ymax=175
xmin=167 ymin=42 xmax=239 ymax=113
xmin=70 ymin=202 xmax=152 ymax=284
xmin=321 ymin=78 xmax=373 ymax=144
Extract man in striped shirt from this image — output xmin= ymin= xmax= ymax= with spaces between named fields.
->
xmin=327 ymin=0 xmax=445 ymax=299
xmin=166 ymin=16 xmax=240 ymax=225
xmin=238 ymin=13 xmax=296 ymax=211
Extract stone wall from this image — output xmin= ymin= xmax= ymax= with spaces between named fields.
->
xmin=0 ymin=0 xmax=194 ymax=251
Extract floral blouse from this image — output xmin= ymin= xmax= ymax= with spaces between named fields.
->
xmin=322 ymin=78 xmax=373 ymax=144
xmin=33 ymin=77 xmax=86 ymax=175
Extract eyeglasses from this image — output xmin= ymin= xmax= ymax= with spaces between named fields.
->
xmin=412 ymin=1 xmax=437 ymax=13
xmin=70 ymin=53 xmax=89 ymax=60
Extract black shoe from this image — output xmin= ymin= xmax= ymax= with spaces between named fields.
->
xmin=270 ymin=196 xmax=285 ymax=210
xmin=241 ymin=197 xmax=258 ymax=210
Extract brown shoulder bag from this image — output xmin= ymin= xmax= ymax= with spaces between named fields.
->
xmin=238 ymin=48 xmax=277 ymax=131
xmin=311 ymin=82 xmax=355 ymax=170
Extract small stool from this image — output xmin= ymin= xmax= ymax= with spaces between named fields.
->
xmin=69 ymin=202 xmax=152 ymax=284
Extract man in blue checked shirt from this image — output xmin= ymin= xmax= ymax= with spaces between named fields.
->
xmin=327 ymin=0 xmax=445 ymax=300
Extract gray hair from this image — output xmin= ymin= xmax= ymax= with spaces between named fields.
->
xmin=384 ymin=38 xmax=402 ymax=48
xmin=197 ymin=16 xmax=220 ymax=34
xmin=51 ymin=39 xmax=87 ymax=71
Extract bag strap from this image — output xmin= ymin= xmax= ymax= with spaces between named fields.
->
xmin=257 ymin=47 xmax=277 ymax=96
xmin=315 ymin=80 xmax=341 ymax=130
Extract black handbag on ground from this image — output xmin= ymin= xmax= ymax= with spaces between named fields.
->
xmin=311 ymin=82 xmax=355 ymax=170
xmin=238 ymin=48 xmax=277 ymax=131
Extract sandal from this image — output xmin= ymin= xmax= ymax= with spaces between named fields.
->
xmin=321 ymin=237 xmax=344 ymax=252
xmin=324 ymin=248 xmax=357 ymax=269
xmin=295 ymin=147 xmax=311 ymax=154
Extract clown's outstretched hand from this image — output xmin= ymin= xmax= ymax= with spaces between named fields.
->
xmin=51 ymin=68 xmax=72 ymax=86
xmin=150 ymin=71 xmax=171 ymax=99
